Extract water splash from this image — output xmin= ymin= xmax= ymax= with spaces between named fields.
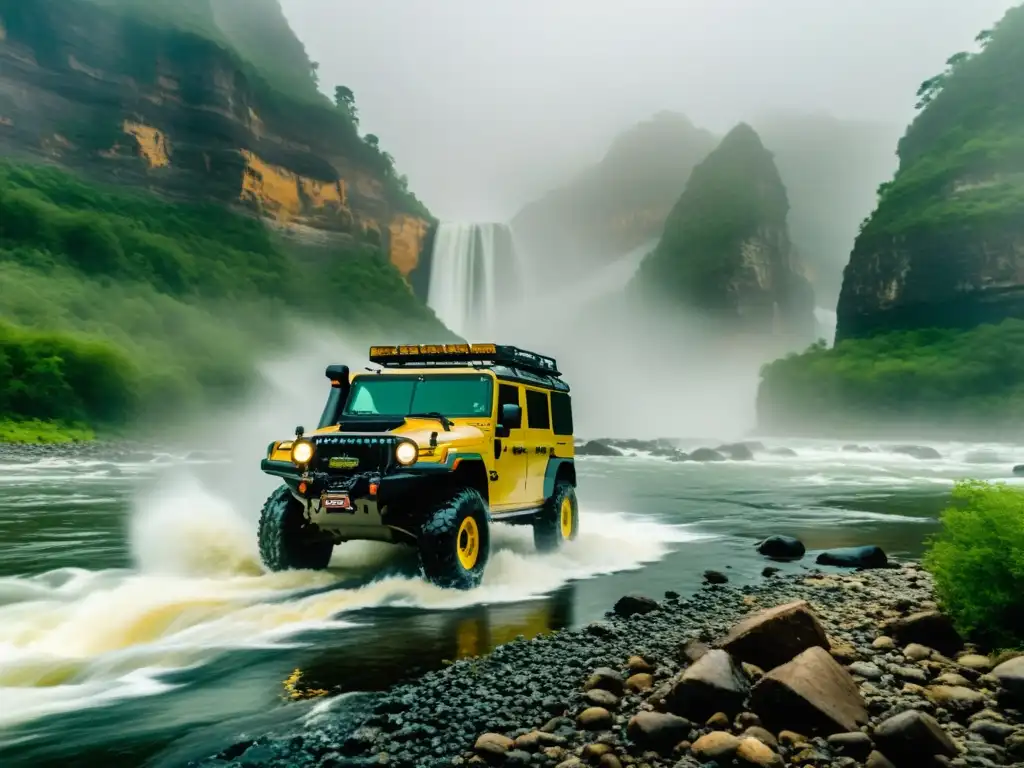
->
xmin=0 ymin=463 xmax=702 ymax=730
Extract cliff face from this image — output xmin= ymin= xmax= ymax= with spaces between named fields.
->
xmin=510 ymin=112 xmax=718 ymax=279
xmin=631 ymin=123 xmax=815 ymax=339
xmin=753 ymin=114 xmax=900 ymax=308
xmin=0 ymin=0 xmax=431 ymax=277
xmin=836 ymin=5 xmax=1024 ymax=341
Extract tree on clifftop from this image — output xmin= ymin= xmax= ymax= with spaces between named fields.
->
xmin=334 ymin=85 xmax=359 ymax=126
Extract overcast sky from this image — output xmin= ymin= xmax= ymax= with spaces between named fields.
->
xmin=281 ymin=0 xmax=1016 ymax=222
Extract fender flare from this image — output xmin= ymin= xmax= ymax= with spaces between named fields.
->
xmin=543 ymin=457 xmax=576 ymax=499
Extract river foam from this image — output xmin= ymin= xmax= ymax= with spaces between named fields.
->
xmin=0 ymin=464 xmax=704 ymax=732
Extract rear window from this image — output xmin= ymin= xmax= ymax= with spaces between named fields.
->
xmin=550 ymin=392 xmax=573 ymax=436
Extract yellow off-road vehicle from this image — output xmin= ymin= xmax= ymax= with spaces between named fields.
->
xmin=258 ymin=344 xmax=578 ymax=589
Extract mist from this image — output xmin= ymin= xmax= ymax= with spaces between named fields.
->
xmin=278 ymin=0 xmax=1016 ymax=222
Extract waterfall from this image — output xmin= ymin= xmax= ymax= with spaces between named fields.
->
xmin=427 ymin=223 xmax=524 ymax=338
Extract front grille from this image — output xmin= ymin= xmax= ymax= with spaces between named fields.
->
xmin=312 ymin=434 xmax=396 ymax=474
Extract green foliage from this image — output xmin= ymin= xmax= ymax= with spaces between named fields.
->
xmin=757 ymin=320 xmax=1024 ymax=435
xmin=923 ymin=481 xmax=1024 ymax=648
xmin=635 ymin=123 xmax=789 ymax=310
xmin=0 ymin=161 xmax=445 ymax=435
xmin=0 ymin=320 xmax=139 ymax=426
xmin=0 ymin=420 xmax=95 ymax=444
xmin=862 ymin=5 xmax=1024 ymax=237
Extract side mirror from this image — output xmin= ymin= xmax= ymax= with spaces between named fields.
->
xmin=496 ymin=403 xmax=522 ymax=439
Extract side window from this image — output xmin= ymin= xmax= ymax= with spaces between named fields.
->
xmin=497 ymin=383 xmax=521 ymax=420
xmin=525 ymin=389 xmax=550 ymax=430
xmin=550 ymin=392 xmax=574 ymax=436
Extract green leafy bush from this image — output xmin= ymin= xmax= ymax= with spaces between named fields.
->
xmin=923 ymin=481 xmax=1024 ymax=648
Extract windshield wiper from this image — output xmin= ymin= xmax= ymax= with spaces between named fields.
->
xmin=407 ymin=412 xmax=452 ymax=431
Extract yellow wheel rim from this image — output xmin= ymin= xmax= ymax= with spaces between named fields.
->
xmin=560 ymin=496 xmax=574 ymax=539
xmin=457 ymin=516 xmax=480 ymax=571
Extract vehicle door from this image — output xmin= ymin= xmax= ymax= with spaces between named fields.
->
xmin=490 ymin=382 xmax=528 ymax=511
xmin=522 ymin=387 xmax=552 ymax=505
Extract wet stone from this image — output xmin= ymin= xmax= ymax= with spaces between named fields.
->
xmin=584 ymin=689 xmax=620 ymax=709
xmin=666 ymin=648 xmax=750 ymax=719
xmin=720 ymin=600 xmax=830 ymax=672
xmin=691 ymin=731 xmax=742 ymax=761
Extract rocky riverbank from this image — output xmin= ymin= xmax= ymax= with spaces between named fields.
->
xmin=0 ymin=439 xmax=203 ymax=463
xmin=194 ymin=565 xmax=1024 ymax=768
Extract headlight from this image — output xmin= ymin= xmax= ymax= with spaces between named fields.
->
xmin=291 ymin=439 xmax=315 ymax=465
xmin=395 ymin=441 xmax=418 ymax=466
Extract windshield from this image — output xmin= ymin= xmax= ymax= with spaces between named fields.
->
xmin=342 ymin=375 xmax=493 ymax=418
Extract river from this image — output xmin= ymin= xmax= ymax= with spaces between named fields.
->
xmin=0 ymin=439 xmax=1020 ymax=767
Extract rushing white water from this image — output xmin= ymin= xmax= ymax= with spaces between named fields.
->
xmin=426 ymin=223 xmax=525 ymax=338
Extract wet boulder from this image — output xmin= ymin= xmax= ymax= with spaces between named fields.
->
xmin=1013 ymin=464 xmax=1024 ymax=476
xmin=626 ymin=711 xmax=692 ymax=752
xmin=871 ymin=710 xmax=957 ymax=767
xmin=584 ymin=668 xmax=625 ymax=696
xmin=816 ymin=545 xmax=888 ymax=569
xmin=612 ymin=594 xmax=660 ymax=618
xmin=993 ymin=656 xmax=1024 ymax=706
xmin=756 ymin=535 xmax=806 ymax=561
xmin=715 ymin=442 xmax=755 ymax=461
xmin=892 ymin=444 xmax=941 ymax=460
xmin=768 ymin=446 xmax=798 ymax=457
xmin=704 ymin=570 xmax=729 ymax=585
xmin=842 ymin=444 xmax=872 ymax=453
xmin=691 ymin=732 xmax=742 ymax=762
xmin=576 ymin=441 xmax=623 ymax=457
xmin=664 ymin=649 xmax=750 ymax=719
xmin=750 ymin=646 xmax=868 ymax=735
xmin=689 ymin=447 xmax=727 ymax=462
xmin=475 ymin=733 xmax=515 ymax=761
xmin=720 ymin=600 xmax=830 ymax=672
xmin=883 ymin=611 xmax=964 ymax=658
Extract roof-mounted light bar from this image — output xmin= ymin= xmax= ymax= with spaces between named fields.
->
xmin=368 ymin=343 xmax=560 ymax=378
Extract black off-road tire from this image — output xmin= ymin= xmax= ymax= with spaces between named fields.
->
xmin=258 ymin=485 xmax=334 ymax=572
xmin=534 ymin=480 xmax=579 ymax=553
xmin=419 ymin=487 xmax=490 ymax=590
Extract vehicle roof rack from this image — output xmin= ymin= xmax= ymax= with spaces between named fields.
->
xmin=368 ymin=343 xmax=561 ymax=378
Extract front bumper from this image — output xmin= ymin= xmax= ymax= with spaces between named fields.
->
xmin=260 ymin=459 xmax=449 ymax=507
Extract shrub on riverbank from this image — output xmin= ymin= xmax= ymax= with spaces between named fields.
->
xmin=756 ymin=319 xmax=1024 ymax=437
xmin=924 ymin=480 xmax=1024 ymax=648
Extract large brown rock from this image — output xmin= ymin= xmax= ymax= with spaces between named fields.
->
xmin=749 ymin=646 xmax=868 ymax=735
xmin=884 ymin=611 xmax=964 ymax=658
xmin=665 ymin=649 xmax=750 ymax=719
xmin=720 ymin=600 xmax=830 ymax=671
xmin=871 ymin=710 xmax=957 ymax=767
xmin=626 ymin=711 xmax=692 ymax=753
xmin=992 ymin=655 xmax=1024 ymax=706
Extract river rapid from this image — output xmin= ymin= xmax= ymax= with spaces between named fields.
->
xmin=0 ymin=437 xmax=1021 ymax=767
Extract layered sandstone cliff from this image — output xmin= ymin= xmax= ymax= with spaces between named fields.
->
xmin=0 ymin=0 xmax=431 ymax=277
